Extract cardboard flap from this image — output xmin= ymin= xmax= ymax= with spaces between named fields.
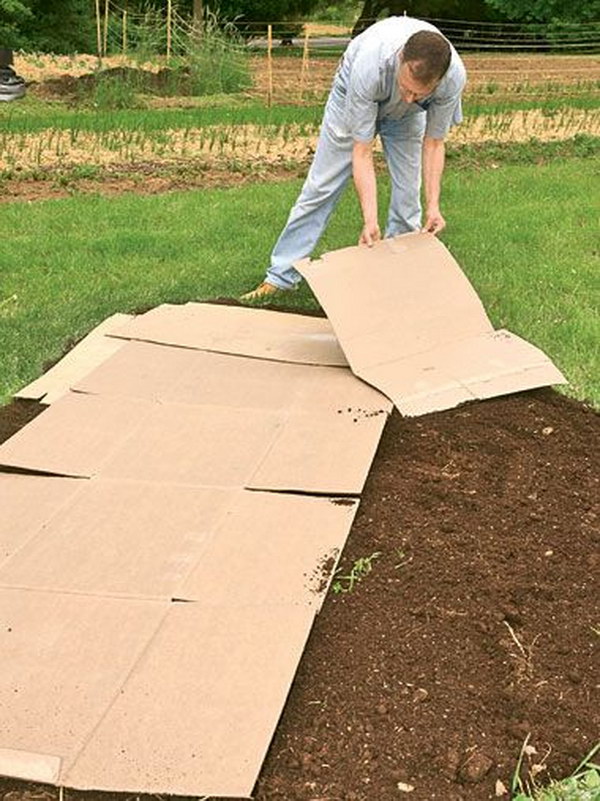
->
xmin=247 ymin=408 xmax=388 ymax=495
xmin=297 ymin=233 xmax=566 ymax=415
xmin=0 ymin=748 xmax=61 ymax=785
xmin=112 ymin=302 xmax=348 ymax=366
xmin=298 ymin=233 xmax=491 ymax=372
xmin=76 ymin=340 xmax=390 ymax=414
xmin=361 ymin=330 xmax=566 ymax=416
xmin=179 ymin=491 xmax=359 ymax=609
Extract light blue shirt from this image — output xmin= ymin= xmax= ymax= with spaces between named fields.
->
xmin=336 ymin=17 xmax=467 ymax=142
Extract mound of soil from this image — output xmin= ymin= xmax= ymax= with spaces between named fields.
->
xmin=0 ymin=385 xmax=597 ymax=801
xmin=31 ymin=66 xmax=195 ymax=100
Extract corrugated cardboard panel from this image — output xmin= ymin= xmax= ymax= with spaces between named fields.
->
xmin=15 ymin=314 xmax=133 ymax=404
xmin=179 ymin=490 xmax=359 ymax=609
xmin=362 ymin=330 xmax=566 ymax=416
xmin=0 ymin=480 xmax=233 ymax=600
xmin=0 ymin=588 xmax=167 ymax=783
xmin=297 ymin=233 xmax=566 ymax=415
xmin=297 ymin=233 xmax=491 ymax=373
xmin=74 ymin=340 xmax=199 ymax=402
xmin=99 ymin=403 xmax=283 ymax=487
xmin=111 ymin=302 xmax=348 ymax=366
xmin=247 ymin=407 xmax=388 ymax=495
xmin=0 ymin=393 xmax=155 ymax=477
xmin=63 ymin=602 xmax=316 ymax=797
xmin=76 ymin=340 xmax=390 ymax=413
xmin=0 ymin=474 xmax=83 ymax=565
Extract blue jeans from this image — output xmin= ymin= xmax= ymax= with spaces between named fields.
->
xmin=265 ymin=82 xmax=426 ymax=289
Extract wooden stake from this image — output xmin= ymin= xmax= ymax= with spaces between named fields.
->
xmin=167 ymin=0 xmax=172 ymax=59
xmin=95 ymin=0 xmax=103 ymax=63
xmin=299 ymin=27 xmax=309 ymax=100
xmin=122 ymin=9 xmax=127 ymax=55
xmin=103 ymin=0 xmax=109 ymax=56
xmin=267 ymin=23 xmax=273 ymax=107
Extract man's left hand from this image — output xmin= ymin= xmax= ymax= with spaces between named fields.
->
xmin=422 ymin=208 xmax=446 ymax=235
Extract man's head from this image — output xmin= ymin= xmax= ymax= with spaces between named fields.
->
xmin=398 ymin=31 xmax=451 ymax=103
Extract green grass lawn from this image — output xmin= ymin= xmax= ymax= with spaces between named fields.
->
xmin=1 ymin=156 xmax=598 ymax=407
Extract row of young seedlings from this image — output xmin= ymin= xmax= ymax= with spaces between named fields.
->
xmin=0 ymin=106 xmax=598 ymax=172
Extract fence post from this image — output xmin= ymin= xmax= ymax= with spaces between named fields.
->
xmin=299 ymin=27 xmax=309 ymax=101
xmin=267 ymin=23 xmax=273 ymax=107
xmin=103 ymin=0 xmax=110 ymax=56
xmin=167 ymin=0 xmax=172 ymax=59
xmin=95 ymin=0 xmax=103 ymax=64
xmin=122 ymin=9 xmax=127 ymax=55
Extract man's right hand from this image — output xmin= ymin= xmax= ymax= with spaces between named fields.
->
xmin=359 ymin=222 xmax=382 ymax=247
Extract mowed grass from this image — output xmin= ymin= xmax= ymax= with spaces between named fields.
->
xmin=0 ymin=156 xmax=598 ymax=407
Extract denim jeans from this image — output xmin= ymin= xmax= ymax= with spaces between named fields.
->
xmin=265 ymin=80 xmax=426 ymax=289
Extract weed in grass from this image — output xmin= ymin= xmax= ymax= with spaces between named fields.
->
xmin=511 ymin=739 xmax=600 ymax=800
xmin=332 ymin=552 xmax=381 ymax=594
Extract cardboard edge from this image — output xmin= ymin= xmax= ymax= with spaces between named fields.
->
xmin=15 ymin=314 xmax=134 ymax=403
xmin=0 ymin=748 xmax=61 ymax=784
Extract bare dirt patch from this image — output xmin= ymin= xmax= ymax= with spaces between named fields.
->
xmin=0 ymin=384 xmax=598 ymax=800
xmin=250 ymin=53 xmax=600 ymax=103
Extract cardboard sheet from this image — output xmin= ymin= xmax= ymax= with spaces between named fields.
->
xmin=0 ymin=484 xmax=355 ymax=608
xmin=0 ymin=480 xmax=233 ymax=599
xmin=0 ymin=392 xmax=386 ymax=494
xmin=178 ymin=490 xmax=358 ymax=609
xmin=15 ymin=314 xmax=133 ymax=404
xmin=0 ymin=474 xmax=83 ymax=565
xmin=248 ymin=408 xmax=388 ymax=495
xmin=111 ymin=302 xmax=348 ymax=366
xmin=297 ymin=232 xmax=566 ymax=415
xmin=75 ymin=340 xmax=388 ymax=413
xmin=0 ymin=393 xmax=155 ymax=477
xmin=1 ymin=301 xmax=393 ymax=797
xmin=362 ymin=329 xmax=566 ymax=416
xmin=63 ymin=602 xmax=316 ymax=797
xmin=0 ymin=588 xmax=168 ymax=783
xmin=99 ymin=403 xmax=283 ymax=486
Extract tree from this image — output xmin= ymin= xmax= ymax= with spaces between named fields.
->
xmin=0 ymin=0 xmax=33 ymax=47
xmin=182 ymin=0 xmax=322 ymax=38
xmin=351 ymin=0 xmax=504 ymax=37
xmin=484 ymin=0 xmax=600 ymax=22
xmin=1 ymin=0 xmax=97 ymax=52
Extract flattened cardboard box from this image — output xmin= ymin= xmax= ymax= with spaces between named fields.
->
xmin=1 ymin=369 xmax=388 ymax=496
xmin=0 ymin=589 xmax=314 ymax=798
xmin=0 ymin=474 xmax=83 ymax=565
xmin=74 ymin=340 xmax=385 ymax=413
xmin=297 ymin=232 xmax=566 ymax=416
xmin=0 ymin=306 xmax=388 ymax=796
xmin=0 ymin=483 xmax=357 ymax=610
xmin=111 ymin=302 xmax=348 ymax=366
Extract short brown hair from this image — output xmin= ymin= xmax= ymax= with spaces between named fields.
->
xmin=402 ymin=31 xmax=451 ymax=85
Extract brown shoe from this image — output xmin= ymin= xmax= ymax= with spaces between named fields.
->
xmin=239 ymin=282 xmax=286 ymax=302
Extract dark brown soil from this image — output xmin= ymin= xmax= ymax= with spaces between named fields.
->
xmin=0 ymin=387 xmax=598 ymax=801
xmin=31 ymin=66 xmax=200 ymax=101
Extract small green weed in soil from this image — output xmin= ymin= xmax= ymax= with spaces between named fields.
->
xmin=332 ymin=551 xmax=381 ymax=594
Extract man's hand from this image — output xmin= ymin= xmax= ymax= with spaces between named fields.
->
xmin=422 ymin=208 xmax=446 ymax=235
xmin=359 ymin=222 xmax=382 ymax=247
